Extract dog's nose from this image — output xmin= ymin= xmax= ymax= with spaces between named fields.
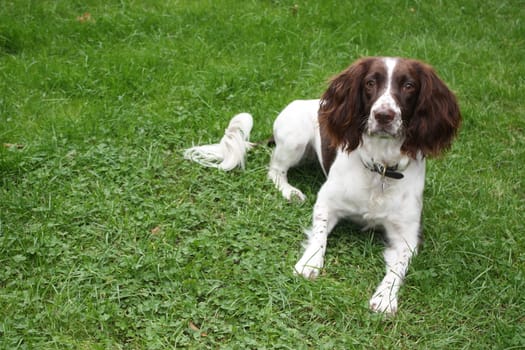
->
xmin=375 ymin=110 xmax=396 ymax=125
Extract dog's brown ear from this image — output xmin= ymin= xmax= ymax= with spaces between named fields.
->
xmin=319 ymin=57 xmax=374 ymax=152
xmin=402 ymin=60 xmax=462 ymax=158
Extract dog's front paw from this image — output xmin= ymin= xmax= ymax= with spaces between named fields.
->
xmin=294 ymin=252 xmax=324 ymax=279
xmin=369 ymin=290 xmax=398 ymax=314
xmin=294 ymin=262 xmax=322 ymax=279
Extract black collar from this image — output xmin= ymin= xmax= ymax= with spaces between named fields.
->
xmin=364 ymin=161 xmax=404 ymax=179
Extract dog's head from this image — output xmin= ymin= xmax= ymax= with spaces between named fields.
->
xmin=319 ymin=57 xmax=461 ymax=158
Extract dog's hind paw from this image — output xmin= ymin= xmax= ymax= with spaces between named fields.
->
xmin=282 ymin=187 xmax=306 ymax=202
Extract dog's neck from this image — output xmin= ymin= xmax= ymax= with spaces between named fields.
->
xmin=358 ymin=134 xmax=411 ymax=172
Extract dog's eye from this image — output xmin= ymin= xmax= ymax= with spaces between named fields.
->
xmin=366 ymin=80 xmax=376 ymax=88
xmin=403 ymin=81 xmax=415 ymax=91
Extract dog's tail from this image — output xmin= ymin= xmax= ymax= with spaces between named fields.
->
xmin=183 ymin=113 xmax=254 ymax=171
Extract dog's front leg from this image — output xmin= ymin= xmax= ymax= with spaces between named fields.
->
xmin=294 ymin=203 xmax=337 ymax=279
xmin=369 ymin=223 xmax=420 ymax=314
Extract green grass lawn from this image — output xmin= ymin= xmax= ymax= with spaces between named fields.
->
xmin=1 ymin=0 xmax=524 ymax=348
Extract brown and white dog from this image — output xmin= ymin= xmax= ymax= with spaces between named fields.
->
xmin=185 ymin=57 xmax=461 ymax=314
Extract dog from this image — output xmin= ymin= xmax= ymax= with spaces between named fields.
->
xmin=184 ymin=56 xmax=461 ymax=314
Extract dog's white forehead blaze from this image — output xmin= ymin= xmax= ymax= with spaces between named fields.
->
xmin=383 ymin=57 xmax=398 ymax=93
xmin=373 ymin=57 xmax=400 ymax=114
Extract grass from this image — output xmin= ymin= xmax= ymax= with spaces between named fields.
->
xmin=0 ymin=0 xmax=524 ymax=348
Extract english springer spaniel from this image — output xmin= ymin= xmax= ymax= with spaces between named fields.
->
xmin=184 ymin=57 xmax=461 ymax=314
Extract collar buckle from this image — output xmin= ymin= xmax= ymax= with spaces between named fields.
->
xmin=369 ymin=162 xmax=404 ymax=180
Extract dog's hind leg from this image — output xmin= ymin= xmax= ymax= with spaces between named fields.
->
xmin=267 ymin=99 xmax=320 ymax=201
xmin=268 ymin=139 xmax=309 ymax=201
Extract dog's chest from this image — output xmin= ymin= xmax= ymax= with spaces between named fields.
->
xmin=362 ymin=178 xmax=401 ymax=222
xmin=346 ymin=177 xmax=399 ymax=219
xmin=324 ymin=161 xmax=405 ymax=223
xmin=320 ymin=145 xmax=424 ymax=225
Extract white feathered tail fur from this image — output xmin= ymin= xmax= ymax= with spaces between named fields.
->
xmin=184 ymin=113 xmax=254 ymax=171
